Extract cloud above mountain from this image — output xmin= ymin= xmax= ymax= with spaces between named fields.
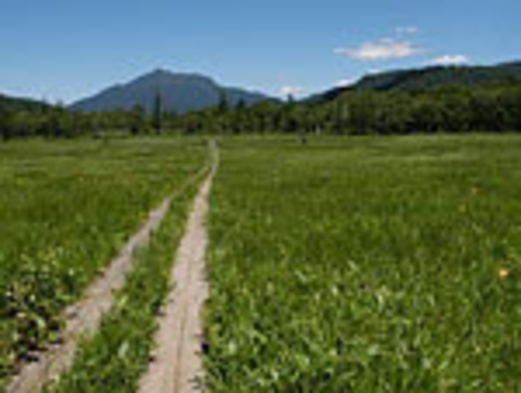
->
xmin=428 ymin=55 xmax=470 ymax=66
xmin=335 ymin=38 xmax=420 ymax=61
xmin=279 ymin=85 xmax=304 ymax=98
xmin=335 ymin=78 xmax=357 ymax=88
xmin=335 ymin=28 xmax=421 ymax=62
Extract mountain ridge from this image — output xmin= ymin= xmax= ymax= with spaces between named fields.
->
xmin=70 ymin=69 xmax=272 ymax=113
xmin=318 ymin=61 xmax=521 ymax=101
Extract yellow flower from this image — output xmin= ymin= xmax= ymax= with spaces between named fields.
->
xmin=499 ymin=268 xmax=509 ymax=279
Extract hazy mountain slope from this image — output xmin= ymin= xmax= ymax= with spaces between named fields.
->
xmin=319 ymin=61 xmax=521 ymax=101
xmin=70 ymin=70 xmax=270 ymax=113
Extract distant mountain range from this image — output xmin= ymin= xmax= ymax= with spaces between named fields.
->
xmin=319 ymin=61 xmax=521 ymax=101
xmin=70 ymin=69 xmax=272 ymax=113
xmin=3 ymin=61 xmax=521 ymax=115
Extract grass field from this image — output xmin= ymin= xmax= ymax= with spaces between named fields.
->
xmin=0 ymin=137 xmax=206 ymax=388
xmin=2 ymin=134 xmax=520 ymax=392
xmin=44 ymin=179 xmax=200 ymax=393
xmin=206 ymin=135 xmax=521 ymax=392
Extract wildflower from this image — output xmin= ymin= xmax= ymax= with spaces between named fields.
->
xmin=499 ymin=268 xmax=509 ymax=279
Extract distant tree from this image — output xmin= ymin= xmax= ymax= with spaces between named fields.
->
xmin=152 ymin=90 xmax=163 ymax=134
xmin=0 ymin=109 xmax=12 ymax=141
xmin=348 ymin=92 xmax=379 ymax=134
xmin=235 ymin=98 xmax=246 ymax=111
xmin=411 ymin=97 xmax=443 ymax=133
xmin=162 ymin=110 xmax=178 ymax=133
xmin=163 ymin=80 xmax=521 ymax=136
xmin=499 ymin=87 xmax=521 ymax=130
xmin=129 ymin=104 xmax=146 ymax=135
xmin=469 ymin=93 xmax=506 ymax=131
xmin=218 ymin=91 xmax=229 ymax=114
xmin=43 ymin=108 xmax=64 ymax=138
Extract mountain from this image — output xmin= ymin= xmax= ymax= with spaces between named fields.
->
xmin=70 ymin=69 xmax=271 ymax=113
xmin=319 ymin=61 xmax=521 ymax=101
xmin=0 ymin=93 xmax=50 ymax=113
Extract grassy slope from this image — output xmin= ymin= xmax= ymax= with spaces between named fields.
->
xmin=206 ymin=135 xmax=520 ymax=392
xmin=0 ymin=137 xmax=206 ymax=388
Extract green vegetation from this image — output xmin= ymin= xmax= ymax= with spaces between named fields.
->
xmin=152 ymin=91 xmax=163 ymax=134
xmin=45 ymin=177 xmax=201 ymax=393
xmin=345 ymin=61 xmax=521 ymax=93
xmin=206 ymin=135 xmax=520 ymax=392
xmin=0 ymin=96 xmax=95 ymax=140
xmin=313 ymin=84 xmax=521 ymax=134
xmin=2 ymin=132 xmax=521 ymax=391
xmin=175 ymin=83 xmax=521 ymax=135
xmin=2 ymin=60 xmax=520 ymax=392
xmin=3 ymin=63 xmax=521 ymax=140
xmin=0 ymin=94 xmax=51 ymax=113
xmin=0 ymin=137 xmax=206 ymax=389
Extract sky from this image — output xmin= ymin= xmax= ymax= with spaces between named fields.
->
xmin=0 ymin=0 xmax=519 ymax=103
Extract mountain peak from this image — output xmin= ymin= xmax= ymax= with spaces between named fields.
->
xmin=127 ymin=69 xmax=217 ymax=90
xmin=71 ymin=70 xmax=271 ymax=113
xmin=134 ymin=68 xmax=177 ymax=84
xmin=146 ymin=68 xmax=173 ymax=78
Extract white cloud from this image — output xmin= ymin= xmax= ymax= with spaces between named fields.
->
xmin=396 ymin=26 xmax=418 ymax=35
xmin=428 ymin=55 xmax=470 ymax=66
xmin=279 ymin=85 xmax=303 ymax=97
xmin=335 ymin=38 xmax=420 ymax=61
xmin=335 ymin=78 xmax=357 ymax=88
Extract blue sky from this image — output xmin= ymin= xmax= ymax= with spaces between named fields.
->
xmin=0 ymin=0 xmax=519 ymax=103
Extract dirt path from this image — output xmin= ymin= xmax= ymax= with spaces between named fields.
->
xmin=138 ymin=141 xmax=218 ymax=393
xmin=6 ymin=163 xmax=209 ymax=393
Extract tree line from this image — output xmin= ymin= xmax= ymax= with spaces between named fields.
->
xmin=1 ymin=83 xmax=521 ymax=140
xmin=178 ymin=83 xmax=521 ymax=135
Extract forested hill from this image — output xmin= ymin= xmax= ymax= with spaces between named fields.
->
xmin=70 ymin=69 xmax=271 ymax=113
xmin=0 ymin=94 xmax=50 ymax=113
xmin=321 ymin=61 xmax=521 ymax=101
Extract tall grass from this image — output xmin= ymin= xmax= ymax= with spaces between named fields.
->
xmin=206 ymin=135 xmax=521 ymax=392
xmin=45 ymin=177 xmax=201 ymax=393
xmin=0 ymin=137 xmax=206 ymax=389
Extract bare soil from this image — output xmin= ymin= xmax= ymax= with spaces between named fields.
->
xmin=138 ymin=142 xmax=218 ymax=393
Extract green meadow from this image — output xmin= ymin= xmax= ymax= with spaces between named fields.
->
xmin=0 ymin=137 xmax=206 ymax=388
xmin=1 ymin=134 xmax=520 ymax=392
xmin=206 ymin=135 xmax=521 ymax=392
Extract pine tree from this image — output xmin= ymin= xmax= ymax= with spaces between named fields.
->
xmin=152 ymin=90 xmax=162 ymax=134
xmin=218 ymin=91 xmax=229 ymax=114
xmin=235 ymin=98 xmax=246 ymax=111
xmin=0 ymin=108 xmax=9 ymax=141
xmin=129 ymin=104 xmax=146 ymax=135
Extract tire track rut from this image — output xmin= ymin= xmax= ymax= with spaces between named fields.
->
xmin=6 ymin=157 xmax=209 ymax=393
xmin=138 ymin=141 xmax=218 ymax=393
